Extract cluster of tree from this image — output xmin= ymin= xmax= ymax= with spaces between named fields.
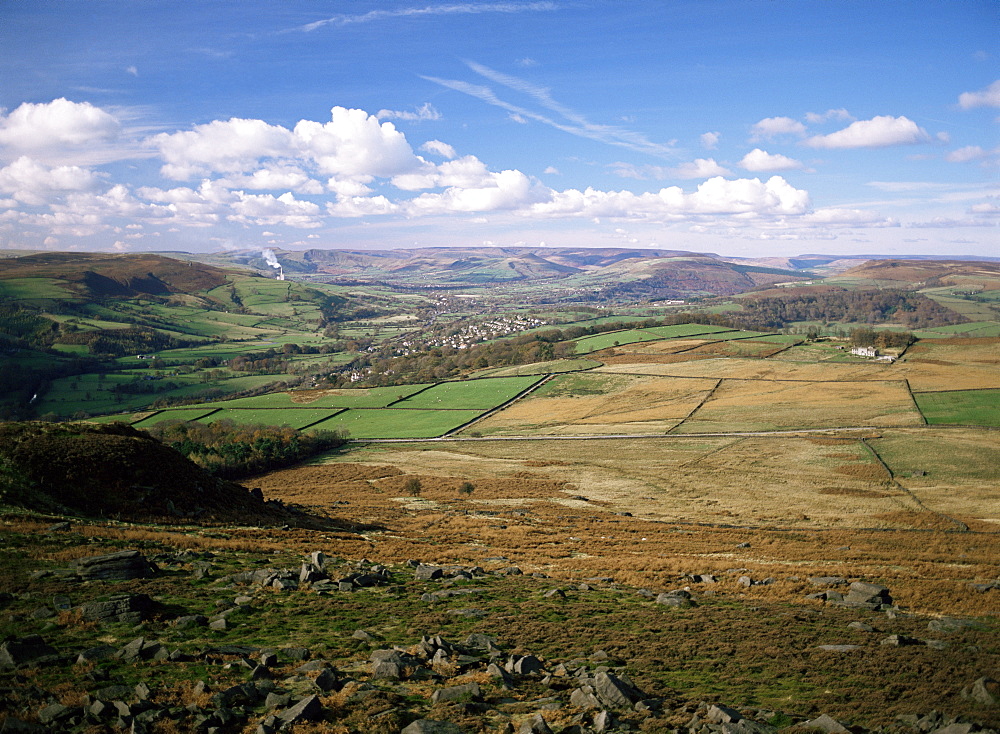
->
xmin=110 ymin=377 xmax=180 ymax=395
xmin=849 ymin=328 xmax=915 ymax=350
xmin=738 ymin=290 xmax=964 ymax=330
xmin=0 ymin=305 xmax=60 ymax=347
xmin=227 ymin=349 xmax=291 ymax=374
xmin=58 ymin=327 xmax=189 ymax=357
xmin=144 ymin=419 xmax=346 ymax=479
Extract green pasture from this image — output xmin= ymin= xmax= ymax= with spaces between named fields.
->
xmin=769 ymin=343 xmax=860 ymax=363
xmin=570 ymin=324 xmax=779 ymax=354
xmin=309 ymin=408 xmax=484 ymax=439
xmin=914 ymin=321 xmax=1000 ymax=338
xmin=913 ymin=389 xmax=1000 ymax=427
xmin=643 ymin=324 xmax=735 ymax=338
xmin=533 ymin=372 xmax=634 ymax=398
xmin=198 ymin=407 xmax=342 ymax=429
xmin=51 ymin=344 xmax=90 ymax=355
xmin=0 ymin=277 xmax=78 ymax=301
xmin=922 ymin=289 xmax=999 ymax=321
xmin=395 ymin=375 xmax=540 ymax=410
xmin=36 ymin=370 xmax=291 ymax=418
xmin=472 ymin=358 xmax=602 ymax=378
xmin=571 ymin=329 xmax=663 ymax=354
xmin=130 ymin=408 xmax=220 ymax=426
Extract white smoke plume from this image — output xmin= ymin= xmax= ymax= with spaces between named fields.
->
xmin=262 ymin=249 xmax=281 ymax=269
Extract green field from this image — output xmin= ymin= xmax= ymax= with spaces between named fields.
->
xmin=207 ymin=384 xmax=433 ymax=409
xmin=198 ymin=408 xmax=343 ymax=429
xmin=571 ymin=329 xmax=665 ymax=354
xmin=913 ymin=321 xmax=1000 ymax=338
xmin=309 ymin=408 xmax=485 ymax=438
xmin=0 ymin=277 xmax=77 ymax=300
xmin=472 ymin=358 xmax=602 ymax=378
xmin=130 ymin=408 xmax=220 ymax=426
xmin=571 ymin=326 xmax=779 ymax=354
xmin=395 ymin=376 xmax=541 ymax=410
xmin=642 ymin=324 xmax=736 ymax=338
xmin=914 ymin=389 xmax=1000 ymax=426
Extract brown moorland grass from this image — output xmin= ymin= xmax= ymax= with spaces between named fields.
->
xmin=466 ymin=374 xmax=718 ymax=436
xmin=596 ymin=357 xmax=895 ymax=382
xmin=242 ymin=454 xmax=1000 ymax=618
xmin=671 ymin=379 xmax=924 ymax=433
xmin=310 ymin=435 xmax=947 ymax=529
xmin=867 ymin=428 xmax=1000 ymax=527
xmin=901 ymin=338 xmax=1000 ymax=391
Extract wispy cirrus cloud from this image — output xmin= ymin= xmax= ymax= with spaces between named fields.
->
xmin=298 ymin=2 xmax=557 ymax=32
xmin=376 ymin=103 xmax=442 ymax=122
xmin=424 ymin=61 xmax=677 ymax=158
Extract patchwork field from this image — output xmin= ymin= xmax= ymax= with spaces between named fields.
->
xmin=309 ymin=407 xmax=486 ymax=439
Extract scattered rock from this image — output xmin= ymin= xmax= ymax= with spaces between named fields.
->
xmin=593 ymin=671 xmax=643 ymax=709
xmin=431 ymin=682 xmax=481 ymax=704
xmin=880 ymin=634 xmax=923 ymax=647
xmin=0 ymin=636 xmax=59 ymax=669
xmin=518 ymin=713 xmax=553 ymax=734
xmin=275 ymin=695 xmax=323 ymax=728
xmin=808 ymin=576 xmax=847 ymax=587
xmin=401 ymin=720 xmax=466 ymax=734
xmin=74 ymin=550 xmax=157 ymax=581
xmin=656 ymin=590 xmax=695 ymax=608
xmin=800 ymin=713 xmax=851 ymax=733
xmin=79 ymin=593 xmax=153 ymax=625
xmin=961 ymin=676 xmax=999 ymax=706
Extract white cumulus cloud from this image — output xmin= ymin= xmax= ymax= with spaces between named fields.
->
xmin=152 ymin=118 xmax=295 ymax=179
xmin=700 ymin=131 xmax=720 ymax=149
xmin=229 ymin=191 xmax=322 ymax=228
xmin=0 ymin=99 xmax=123 ymax=164
xmin=804 ymin=116 xmax=930 ymax=149
xmin=750 ymin=116 xmax=806 ymax=140
xmin=0 ymin=156 xmax=102 ymax=206
xmin=294 ymin=106 xmax=423 ymax=180
xmin=739 ymin=148 xmax=805 ymax=172
xmin=958 ymin=80 xmax=1000 ymax=109
xmin=670 ymin=158 xmax=733 ymax=179
xmin=407 ymin=168 xmax=547 ymax=214
xmin=420 ymin=140 xmax=457 ymax=159
xmin=529 ymin=176 xmax=810 ymax=220
xmin=804 ymin=108 xmax=853 ymax=124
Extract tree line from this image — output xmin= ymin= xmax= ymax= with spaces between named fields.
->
xmin=144 ymin=419 xmax=346 ymax=479
xmin=737 ymin=290 xmax=964 ymax=330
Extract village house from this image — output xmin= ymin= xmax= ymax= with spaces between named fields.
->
xmin=850 ymin=346 xmax=878 ymax=358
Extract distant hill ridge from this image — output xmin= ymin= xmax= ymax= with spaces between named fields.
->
xmin=0 ymin=252 xmax=230 ymax=298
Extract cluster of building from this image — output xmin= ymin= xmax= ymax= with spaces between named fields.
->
xmin=850 ymin=345 xmax=897 ymax=363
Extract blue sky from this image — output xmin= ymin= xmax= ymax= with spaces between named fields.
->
xmin=0 ymin=0 xmax=997 ymax=258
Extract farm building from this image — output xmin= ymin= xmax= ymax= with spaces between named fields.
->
xmin=851 ymin=346 xmax=878 ymax=358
